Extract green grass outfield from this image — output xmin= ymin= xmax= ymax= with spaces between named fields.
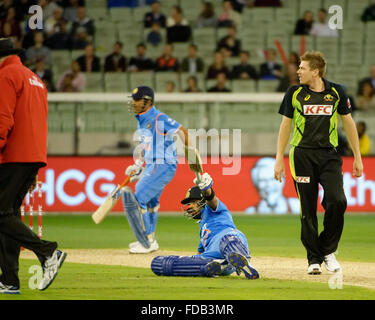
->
xmin=0 ymin=214 xmax=374 ymax=300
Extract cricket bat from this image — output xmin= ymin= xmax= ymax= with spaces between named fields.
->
xmin=91 ymin=174 xmax=133 ymax=224
xmin=185 ymin=146 xmax=203 ymax=182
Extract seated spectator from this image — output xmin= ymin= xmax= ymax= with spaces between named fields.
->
xmin=25 ymin=32 xmax=52 ymax=67
xmin=231 ymin=50 xmax=258 ymax=80
xmin=310 ymin=8 xmax=338 ymax=37
xmin=31 ymin=57 xmax=55 ymax=92
xmin=63 ymin=0 xmax=81 ymax=22
xmin=294 ymin=10 xmax=314 ymax=35
xmin=357 ymin=121 xmax=371 ymax=156
xmin=207 ymin=72 xmax=231 ymax=92
xmin=206 ymin=51 xmax=230 ymax=79
xmin=166 ymin=6 xmax=191 ymax=43
xmin=165 ymin=81 xmax=175 ymax=93
xmin=361 ymin=0 xmax=375 ymax=22
xmin=184 ymin=75 xmax=202 ymax=92
xmin=104 ymin=41 xmax=127 ymax=72
xmin=249 ymin=0 xmax=282 ymax=6
xmin=277 ymin=63 xmax=299 ymax=92
xmin=57 ymin=60 xmax=86 ymax=92
xmin=358 ymin=65 xmax=375 ymax=95
xmin=38 ymin=0 xmax=61 ymax=21
xmin=196 ymin=2 xmax=218 ymax=28
xmin=146 ymin=22 xmax=163 ymax=47
xmin=144 ymin=0 xmax=166 ymax=28
xmin=229 ymin=0 xmax=245 ymax=13
xmin=0 ymin=0 xmax=13 ymax=20
xmin=357 ymin=82 xmax=375 ymax=111
xmin=217 ymin=25 xmax=241 ymax=58
xmin=218 ymin=0 xmax=241 ymax=28
xmin=76 ymin=43 xmax=101 ymax=72
xmin=180 ymin=44 xmax=204 ymax=74
xmin=45 ymin=7 xmax=72 ymax=49
xmin=70 ymin=6 xmax=95 ymax=49
xmin=155 ymin=43 xmax=179 ymax=72
xmin=128 ymin=43 xmax=154 ymax=72
xmin=0 ymin=7 xmax=22 ymax=41
xmin=260 ymin=48 xmax=282 ymax=80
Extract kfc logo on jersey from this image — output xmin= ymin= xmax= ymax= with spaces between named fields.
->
xmin=304 ymin=105 xmax=333 ymax=115
xmin=296 ymin=176 xmax=310 ymax=183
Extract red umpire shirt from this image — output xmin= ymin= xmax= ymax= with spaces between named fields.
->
xmin=0 ymin=55 xmax=48 ymax=165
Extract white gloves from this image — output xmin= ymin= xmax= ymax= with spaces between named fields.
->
xmin=194 ymin=172 xmax=213 ymax=191
xmin=125 ymin=159 xmax=144 ymax=182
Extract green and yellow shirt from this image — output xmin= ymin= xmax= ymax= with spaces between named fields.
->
xmin=278 ymin=78 xmax=352 ymax=149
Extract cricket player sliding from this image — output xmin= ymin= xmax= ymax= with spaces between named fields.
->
xmin=126 ymin=86 xmax=200 ymax=253
xmin=151 ymin=173 xmax=259 ymax=279
xmin=274 ymin=51 xmax=363 ymax=275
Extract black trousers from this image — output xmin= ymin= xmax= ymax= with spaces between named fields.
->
xmin=0 ymin=163 xmax=57 ymax=287
xmin=289 ymin=147 xmax=347 ymax=265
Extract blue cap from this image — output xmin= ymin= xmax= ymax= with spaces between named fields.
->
xmin=131 ymin=86 xmax=154 ymax=102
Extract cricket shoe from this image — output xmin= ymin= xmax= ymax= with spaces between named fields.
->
xmin=129 ymin=240 xmax=159 ymax=254
xmin=203 ymin=261 xmax=222 ymax=277
xmin=39 ymin=250 xmax=67 ymax=291
xmin=0 ymin=282 xmax=20 ymax=294
xmin=307 ymin=263 xmax=322 ymax=275
xmin=324 ymin=253 xmax=341 ymax=273
xmin=129 ymin=241 xmax=140 ymax=249
xmin=227 ymin=253 xmax=259 ymax=279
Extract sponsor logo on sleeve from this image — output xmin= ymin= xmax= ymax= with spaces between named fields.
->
xmin=347 ymin=98 xmax=351 ymax=109
xmin=304 ymin=105 xmax=333 ymax=115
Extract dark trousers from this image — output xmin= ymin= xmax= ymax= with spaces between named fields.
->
xmin=0 ymin=163 xmax=57 ymax=287
xmin=289 ymin=147 xmax=347 ymax=265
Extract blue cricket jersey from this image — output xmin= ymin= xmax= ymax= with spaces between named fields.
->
xmin=197 ymin=199 xmax=237 ymax=253
xmin=135 ymin=106 xmax=181 ymax=165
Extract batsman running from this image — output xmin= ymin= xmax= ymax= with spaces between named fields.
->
xmin=124 ymin=86 xmax=202 ymax=254
xmin=151 ymin=173 xmax=260 ymax=279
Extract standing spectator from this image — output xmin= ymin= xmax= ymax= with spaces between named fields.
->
xmin=206 ymin=51 xmax=230 ymax=80
xmin=357 ymin=82 xmax=375 ymax=111
xmin=218 ymin=0 xmax=241 ymax=29
xmin=0 ymin=7 xmax=22 ymax=42
xmin=155 ymin=43 xmax=179 ymax=72
xmin=104 ymin=41 xmax=127 ymax=72
xmin=166 ymin=6 xmax=191 ymax=43
xmin=217 ymin=25 xmax=241 ymax=58
xmin=361 ymin=0 xmax=375 ymax=22
xmin=70 ymin=6 xmax=95 ymax=49
xmin=31 ymin=57 xmax=55 ymax=92
xmin=207 ymin=72 xmax=231 ymax=92
xmin=260 ymin=49 xmax=282 ymax=80
xmin=144 ymin=0 xmax=166 ymax=28
xmin=128 ymin=43 xmax=154 ymax=72
xmin=196 ymin=2 xmax=217 ymax=28
xmin=165 ymin=81 xmax=175 ymax=93
xmin=356 ymin=121 xmax=371 ymax=156
xmin=57 ymin=60 xmax=86 ymax=92
xmin=231 ymin=50 xmax=258 ymax=80
xmin=146 ymin=22 xmax=163 ymax=47
xmin=75 ymin=43 xmax=100 ymax=72
xmin=183 ymin=75 xmax=202 ymax=92
xmin=180 ymin=44 xmax=204 ymax=74
xmin=310 ymin=8 xmax=339 ymax=37
xmin=294 ymin=10 xmax=314 ymax=35
xmin=277 ymin=63 xmax=299 ymax=92
xmin=358 ymin=65 xmax=375 ymax=95
xmin=0 ymin=37 xmax=67 ymax=294
xmin=25 ymin=32 xmax=52 ymax=67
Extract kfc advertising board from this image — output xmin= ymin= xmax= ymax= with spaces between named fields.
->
xmin=37 ymin=156 xmax=375 ymax=213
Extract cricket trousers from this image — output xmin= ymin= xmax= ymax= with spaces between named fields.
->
xmin=0 ymin=163 xmax=57 ymax=287
xmin=289 ymin=147 xmax=347 ymax=265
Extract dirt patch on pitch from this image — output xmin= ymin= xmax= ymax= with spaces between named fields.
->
xmin=21 ymin=249 xmax=375 ymax=290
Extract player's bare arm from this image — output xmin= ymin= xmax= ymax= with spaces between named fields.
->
xmin=274 ymin=116 xmax=292 ymax=182
xmin=340 ymin=114 xmax=364 ymax=177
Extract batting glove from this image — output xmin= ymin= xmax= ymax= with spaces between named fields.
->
xmin=194 ymin=172 xmax=213 ymax=191
xmin=125 ymin=159 xmax=144 ymax=182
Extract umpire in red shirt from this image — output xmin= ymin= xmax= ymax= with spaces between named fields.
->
xmin=0 ymin=38 xmax=66 ymax=294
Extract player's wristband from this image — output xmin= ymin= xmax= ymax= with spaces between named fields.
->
xmin=204 ymin=188 xmax=215 ymax=201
